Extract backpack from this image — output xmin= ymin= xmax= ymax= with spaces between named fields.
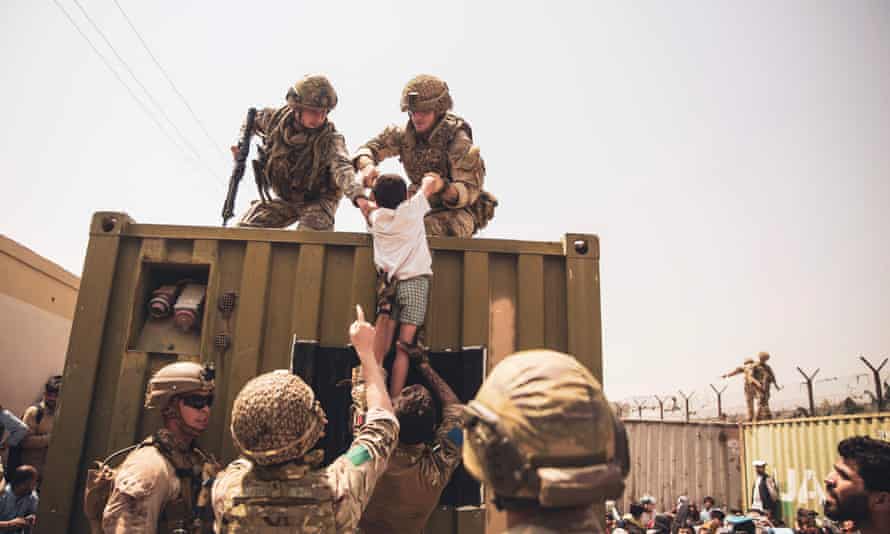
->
xmin=83 ymin=444 xmax=139 ymax=534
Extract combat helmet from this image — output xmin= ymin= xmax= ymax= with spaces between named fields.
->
xmin=400 ymin=74 xmax=453 ymax=113
xmin=287 ymin=74 xmax=338 ymax=112
xmin=230 ymin=370 xmax=328 ymax=466
xmin=145 ymin=361 xmax=214 ymax=409
xmin=462 ymin=350 xmax=629 ymax=509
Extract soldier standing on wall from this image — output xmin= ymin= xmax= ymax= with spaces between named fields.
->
xmin=354 ymin=74 xmax=497 ymax=237
xmin=233 ymin=74 xmax=369 ymax=230
xmin=101 ymin=362 xmax=219 ymax=534
xmin=212 ymin=306 xmax=399 ymax=532
xmin=723 ymin=358 xmax=764 ymax=422
xmin=752 ymin=352 xmax=781 ymax=420
xmin=462 ymin=350 xmax=630 ymax=533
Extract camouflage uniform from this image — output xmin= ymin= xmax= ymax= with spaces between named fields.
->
xmin=101 ymin=362 xmax=217 ymax=534
xmin=752 ymin=352 xmax=779 ymax=421
xmin=212 ymin=370 xmax=399 ymax=533
xmin=354 ymin=75 xmax=493 ymax=237
xmin=462 ymin=350 xmax=630 ymax=534
xmin=359 ymin=405 xmax=463 ymax=534
xmin=238 ymin=74 xmax=364 ymax=230
xmin=102 ymin=430 xmax=214 ymax=534
xmin=724 ymin=358 xmax=764 ymax=422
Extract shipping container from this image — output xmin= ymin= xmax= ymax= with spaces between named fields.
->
xmin=37 ymin=212 xmax=603 ymax=534
xmin=618 ymin=420 xmax=742 ymax=514
xmin=0 ymin=235 xmax=79 ymax=417
xmin=740 ymin=413 xmax=890 ymax=521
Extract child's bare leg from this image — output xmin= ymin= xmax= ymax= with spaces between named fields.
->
xmin=373 ymin=314 xmax=397 ymax=367
xmin=389 ymin=323 xmax=419 ymax=398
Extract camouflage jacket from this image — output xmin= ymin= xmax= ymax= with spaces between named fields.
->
xmin=102 ymin=430 xmax=215 ymax=534
xmin=359 ymin=405 xmax=464 ymax=534
xmin=213 ymin=407 xmax=399 ymax=533
xmin=354 ymin=112 xmax=485 ymax=211
xmin=252 ymin=106 xmax=364 ymax=203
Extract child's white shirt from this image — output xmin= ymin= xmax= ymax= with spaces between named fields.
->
xmin=369 ymin=191 xmax=433 ymax=281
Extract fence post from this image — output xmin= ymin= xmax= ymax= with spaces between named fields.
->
xmin=797 ymin=367 xmax=820 ymax=416
xmin=859 ymin=356 xmax=888 ymax=411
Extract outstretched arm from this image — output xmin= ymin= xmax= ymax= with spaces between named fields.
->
xmin=722 ymin=366 xmax=744 ymax=379
xmin=350 ymin=306 xmax=393 ymax=415
xmin=416 ymin=359 xmax=459 ymax=408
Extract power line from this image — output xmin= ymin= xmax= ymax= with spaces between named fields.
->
xmin=111 ymin=0 xmax=229 ymax=161
xmin=50 ymin=0 xmax=189 ymax=161
xmin=68 ymin=0 xmax=224 ymax=186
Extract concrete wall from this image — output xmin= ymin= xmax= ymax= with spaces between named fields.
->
xmin=0 ymin=235 xmax=79 ymax=417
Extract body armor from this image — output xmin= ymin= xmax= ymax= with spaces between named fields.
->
xmin=258 ymin=106 xmax=338 ymax=203
xmin=400 ymin=112 xmax=471 ymax=209
xmin=218 ymin=460 xmax=336 ymax=533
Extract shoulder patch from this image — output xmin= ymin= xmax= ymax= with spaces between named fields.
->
xmin=346 ymin=444 xmax=371 ymax=466
xmin=446 ymin=427 xmax=463 ymax=447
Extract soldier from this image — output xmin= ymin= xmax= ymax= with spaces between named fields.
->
xmin=359 ymin=349 xmax=464 ymax=534
xmin=14 ymin=376 xmax=62 ymax=484
xmin=752 ymin=351 xmax=781 ymax=420
xmin=234 ymin=74 xmax=368 ymax=230
xmin=102 ymin=362 xmax=218 ymax=534
xmin=212 ymin=305 xmax=398 ymax=532
xmin=462 ymin=350 xmax=629 ymax=533
xmin=722 ymin=357 xmax=763 ymax=422
xmin=354 ymin=74 xmax=497 ymax=237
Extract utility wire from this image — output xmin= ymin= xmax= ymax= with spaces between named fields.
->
xmin=69 ymin=0 xmax=224 ymax=185
xmin=50 ymin=0 xmax=191 ymax=164
xmin=111 ymin=0 xmax=229 ymax=161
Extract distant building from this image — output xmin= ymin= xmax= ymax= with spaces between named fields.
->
xmin=0 ymin=235 xmax=79 ymax=417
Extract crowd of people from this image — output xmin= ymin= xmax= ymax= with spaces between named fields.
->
xmin=0 ymin=375 xmax=61 ymax=533
xmin=605 ymin=435 xmax=890 ymax=534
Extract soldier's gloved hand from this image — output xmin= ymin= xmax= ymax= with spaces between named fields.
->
xmin=359 ymin=164 xmax=379 ymax=188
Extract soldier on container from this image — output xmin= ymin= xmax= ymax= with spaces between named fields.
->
xmin=752 ymin=352 xmax=781 ymax=420
xmin=234 ymin=74 xmax=369 ymax=230
xmin=102 ymin=362 xmax=219 ymax=534
xmin=824 ymin=436 xmax=890 ymax=534
xmin=212 ymin=306 xmax=399 ymax=532
xmin=354 ymin=74 xmax=497 ymax=237
xmin=722 ymin=357 xmax=763 ymax=422
xmin=462 ymin=350 xmax=630 ymax=533
xmin=359 ymin=348 xmax=464 ymax=534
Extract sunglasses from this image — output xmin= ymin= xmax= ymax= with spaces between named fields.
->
xmin=181 ymin=394 xmax=214 ymax=410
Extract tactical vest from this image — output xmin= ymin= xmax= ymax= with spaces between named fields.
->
xmin=219 ymin=461 xmax=336 ymax=533
xmin=150 ymin=434 xmax=215 ymax=534
xmin=260 ymin=106 xmax=338 ymax=203
xmin=400 ymin=112 xmax=472 ymax=195
xmin=84 ymin=432 xmax=213 ymax=534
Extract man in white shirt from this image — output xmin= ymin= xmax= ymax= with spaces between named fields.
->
xmin=750 ymin=459 xmax=779 ymax=519
xmin=362 ymin=172 xmax=442 ymax=398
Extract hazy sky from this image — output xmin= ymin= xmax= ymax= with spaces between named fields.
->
xmin=2 ymin=1 xmax=888 ymax=404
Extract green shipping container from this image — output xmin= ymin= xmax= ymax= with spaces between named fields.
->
xmin=37 ymin=212 xmax=603 ymax=534
xmin=740 ymin=413 xmax=890 ymax=521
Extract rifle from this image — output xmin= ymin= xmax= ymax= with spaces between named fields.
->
xmin=222 ymin=107 xmax=257 ymax=226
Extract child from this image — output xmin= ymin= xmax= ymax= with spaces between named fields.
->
xmin=362 ymin=172 xmax=442 ymax=398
